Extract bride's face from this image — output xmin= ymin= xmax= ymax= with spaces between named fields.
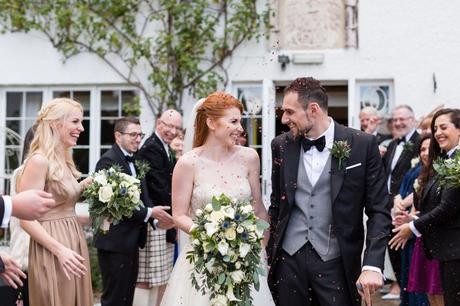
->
xmin=212 ymin=107 xmax=243 ymax=146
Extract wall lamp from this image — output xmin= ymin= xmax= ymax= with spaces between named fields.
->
xmin=278 ymin=54 xmax=290 ymax=70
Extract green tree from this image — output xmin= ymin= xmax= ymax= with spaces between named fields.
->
xmin=0 ymin=0 xmax=271 ymax=114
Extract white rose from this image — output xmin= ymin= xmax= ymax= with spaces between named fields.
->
xmin=231 ymin=270 xmax=245 ymax=284
xmin=239 ymin=243 xmax=251 ymax=258
xmin=236 ymin=226 xmax=244 ymax=233
xmin=235 ymin=262 xmax=241 ymax=269
xmin=204 ymin=222 xmax=218 ymax=237
xmin=210 ymin=211 xmax=225 ymax=223
xmin=212 ymin=295 xmax=228 ymax=306
xmin=98 ymin=186 xmax=114 ymax=203
xmin=128 ymin=187 xmax=140 ymax=202
xmin=195 ymin=209 xmax=203 ymax=217
xmin=217 ymin=240 xmax=229 ymax=256
xmin=205 ymin=203 xmax=213 ymax=212
xmin=223 ymin=207 xmax=235 ymax=219
xmin=241 ymin=204 xmax=253 ymax=214
xmin=224 ymin=228 xmax=236 ymax=241
xmin=94 ymin=174 xmax=107 ymax=186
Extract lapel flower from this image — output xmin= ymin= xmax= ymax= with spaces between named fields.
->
xmin=402 ymin=141 xmax=414 ymax=154
xmin=413 ymin=178 xmax=420 ymax=192
xmin=134 ymin=159 xmax=151 ymax=179
xmin=330 ymin=140 xmax=351 ymax=171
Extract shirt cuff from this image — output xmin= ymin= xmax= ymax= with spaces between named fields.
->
xmin=144 ymin=208 xmax=152 ymax=223
xmin=409 ymin=221 xmax=422 ymax=237
xmin=362 ymin=265 xmax=383 ymax=277
xmin=2 ymin=195 xmax=12 ymax=228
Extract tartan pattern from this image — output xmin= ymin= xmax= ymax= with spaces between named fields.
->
xmin=137 ymin=226 xmax=174 ymax=287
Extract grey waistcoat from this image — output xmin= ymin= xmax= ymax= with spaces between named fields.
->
xmin=282 ymin=153 xmax=341 ymax=261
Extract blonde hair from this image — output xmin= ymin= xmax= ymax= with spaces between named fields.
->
xmin=25 ymin=98 xmax=83 ymax=193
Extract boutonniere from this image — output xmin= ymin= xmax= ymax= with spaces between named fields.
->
xmin=410 ymin=157 xmax=420 ymax=168
xmin=134 ymin=160 xmax=151 ymax=179
xmin=330 ymin=140 xmax=351 ymax=170
xmin=413 ymin=178 xmax=420 ymax=192
xmin=402 ymin=141 xmax=414 ymax=154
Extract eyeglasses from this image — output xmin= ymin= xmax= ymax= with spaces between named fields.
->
xmin=392 ymin=116 xmax=413 ymax=123
xmin=120 ymin=132 xmax=145 ymax=139
xmin=158 ymin=119 xmax=181 ymax=131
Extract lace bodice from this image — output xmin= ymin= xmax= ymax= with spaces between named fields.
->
xmin=190 ymin=150 xmax=252 ymax=217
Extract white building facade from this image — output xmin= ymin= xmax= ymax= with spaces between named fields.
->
xmin=1 ymin=0 xmax=460 ymax=204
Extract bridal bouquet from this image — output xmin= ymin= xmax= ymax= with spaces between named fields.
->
xmin=434 ymin=153 xmax=460 ymax=188
xmin=187 ymin=194 xmax=269 ymax=306
xmin=82 ymin=162 xmax=149 ymax=233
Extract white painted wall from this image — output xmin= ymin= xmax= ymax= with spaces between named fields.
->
xmin=1 ymin=0 xmax=459 ymax=119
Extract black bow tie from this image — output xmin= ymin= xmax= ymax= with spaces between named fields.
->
xmin=125 ymin=155 xmax=134 ymax=163
xmin=397 ymin=137 xmax=406 ymax=145
xmin=302 ymin=136 xmax=326 ymax=152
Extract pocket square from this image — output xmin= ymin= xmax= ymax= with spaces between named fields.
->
xmin=345 ymin=163 xmax=362 ymax=170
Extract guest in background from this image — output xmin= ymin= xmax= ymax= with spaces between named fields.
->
xmin=391 ymin=108 xmax=460 ymax=306
xmin=359 ymin=106 xmax=391 ymax=145
xmin=170 ymin=129 xmax=184 ymax=159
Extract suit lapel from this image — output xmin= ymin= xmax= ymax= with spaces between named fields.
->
xmin=283 ymin=132 xmax=301 ymax=208
xmin=421 ymin=176 xmax=437 ymax=203
xmin=392 ymin=131 xmax=419 ymax=174
xmin=152 ymin=133 xmax=172 ymax=167
xmin=331 ymin=122 xmax=349 ymax=204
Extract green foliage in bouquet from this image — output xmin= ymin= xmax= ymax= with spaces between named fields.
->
xmin=433 ymin=153 xmax=460 ymax=189
xmin=187 ymin=194 xmax=269 ymax=306
xmin=82 ymin=161 xmax=150 ymax=233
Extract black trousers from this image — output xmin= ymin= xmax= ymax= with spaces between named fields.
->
xmin=272 ymin=242 xmax=353 ymax=306
xmin=98 ymin=249 xmax=139 ymax=306
xmin=388 ymin=233 xmax=402 ymax=283
xmin=440 ymin=259 xmax=460 ymax=306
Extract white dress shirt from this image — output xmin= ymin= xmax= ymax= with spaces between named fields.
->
xmin=1 ymin=195 xmax=12 ymax=228
xmin=387 ymin=129 xmax=416 ymax=191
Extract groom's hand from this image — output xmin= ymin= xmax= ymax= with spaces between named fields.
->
xmin=356 ymin=270 xmax=383 ymax=305
xmin=152 ymin=206 xmax=174 ymax=229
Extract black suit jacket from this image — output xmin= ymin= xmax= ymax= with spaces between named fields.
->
xmin=0 ymin=196 xmax=4 ymax=226
xmin=136 ymin=133 xmax=176 ymax=243
xmin=94 ymin=143 xmax=153 ymax=253
xmin=383 ymin=131 xmax=421 ymax=199
xmin=268 ymin=122 xmax=391 ymax=305
xmin=415 ymin=152 xmax=460 ymax=261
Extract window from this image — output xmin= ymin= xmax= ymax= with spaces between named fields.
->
xmin=3 ymin=91 xmax=43 ymax=192
xmin=100 ymin=90 xmax=139 ymax=155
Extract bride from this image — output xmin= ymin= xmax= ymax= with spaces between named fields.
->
xmin=160 ymin=92 xmax=275 ymax=305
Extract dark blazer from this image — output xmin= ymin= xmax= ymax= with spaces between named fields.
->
xmin=415 ymin=152 xmax=460 ymax=261
xmin=94 ymin=143 xmax=153 ymax=253
xmin=383 ymin=131 xmax=421 ymax=198
xmin=0 ymin=196 xmax=4 ymax=225
xmin=268 ymin=122 xmax=391 ymax=305
xmin=136 ymin=132 xmax=176 ymax=243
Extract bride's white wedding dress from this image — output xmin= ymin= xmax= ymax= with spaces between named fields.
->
xmin=160 ymin=152 xmax=275 ymax=306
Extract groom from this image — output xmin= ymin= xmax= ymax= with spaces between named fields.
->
xmin=267 ymin=77 xmax=391 ymax=306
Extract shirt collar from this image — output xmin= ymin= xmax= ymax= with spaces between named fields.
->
xmin=308 ymin=117 xmax=335 ymax=150
xmin=404 ymin=128 xmax=416 ymax=142
xmin=120 ymin=146 xmax=133 ymax=157
xmin=447 ymin=144 xmax=460 ymax=158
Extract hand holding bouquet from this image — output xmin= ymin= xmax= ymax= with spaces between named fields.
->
xmin=187 ymin=194 xmax=269 ymax=306
xmin=82 ymin=161 xmax=149 ymax=233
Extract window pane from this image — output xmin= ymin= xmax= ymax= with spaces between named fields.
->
xmin=101 ymin=91 xmax=119 ymax=117
xmin=6 ymin=120 xmax=20 ymax=135
xmin=101 ymin=119 xmax=115 ymax=145
xmin=121 ymin=90 xmax=138 ymax=116
xmin=53 ymin=91 xmax=71 ymax=98
xmin=74 ymin=91 xmax=91 ymax=117
xmin=5 ymin=146 xmax=20 ymax=174
xmin=6 ymin=92 xmax=22 ymax=117
xmin=73 ymin=148 xmax=89 ymax=174
xmin=242 ymin=117 xmax=262 ymax=147
xmin=77 ymin=120 xmax=90 ymax=146
xmin=25 ymin=92 xmax=43 ymax=118
xmin=237 ymin=87 xmax=263 ymax=115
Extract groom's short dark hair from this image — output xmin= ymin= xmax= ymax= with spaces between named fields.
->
xmin=114 ymin=117 xmax=140 ymax=133
xmin=285 ymin=77 xmax=328 ymax=111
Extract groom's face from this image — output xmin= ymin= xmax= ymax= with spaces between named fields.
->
xmin=281 ymin=92 xmax=313 ymax=137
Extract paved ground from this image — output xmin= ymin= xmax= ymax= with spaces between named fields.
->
xmin=371 ymin=294 xmax=400 ymax=306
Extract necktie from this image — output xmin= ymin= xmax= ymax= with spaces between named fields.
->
xmin=302 ymin=136 xmax=326 ymax=152
xmin=125 ymin=155 xmax=134 ymax=163
xmin=397 ymin=137 xmax=406 ymax=145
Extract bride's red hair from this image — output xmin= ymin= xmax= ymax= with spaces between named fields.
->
xmin=193 ymin=92 xmax=243 ymax=148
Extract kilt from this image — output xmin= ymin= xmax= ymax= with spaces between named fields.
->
xmin=137 ymin=226 xmax=174 ymax=287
